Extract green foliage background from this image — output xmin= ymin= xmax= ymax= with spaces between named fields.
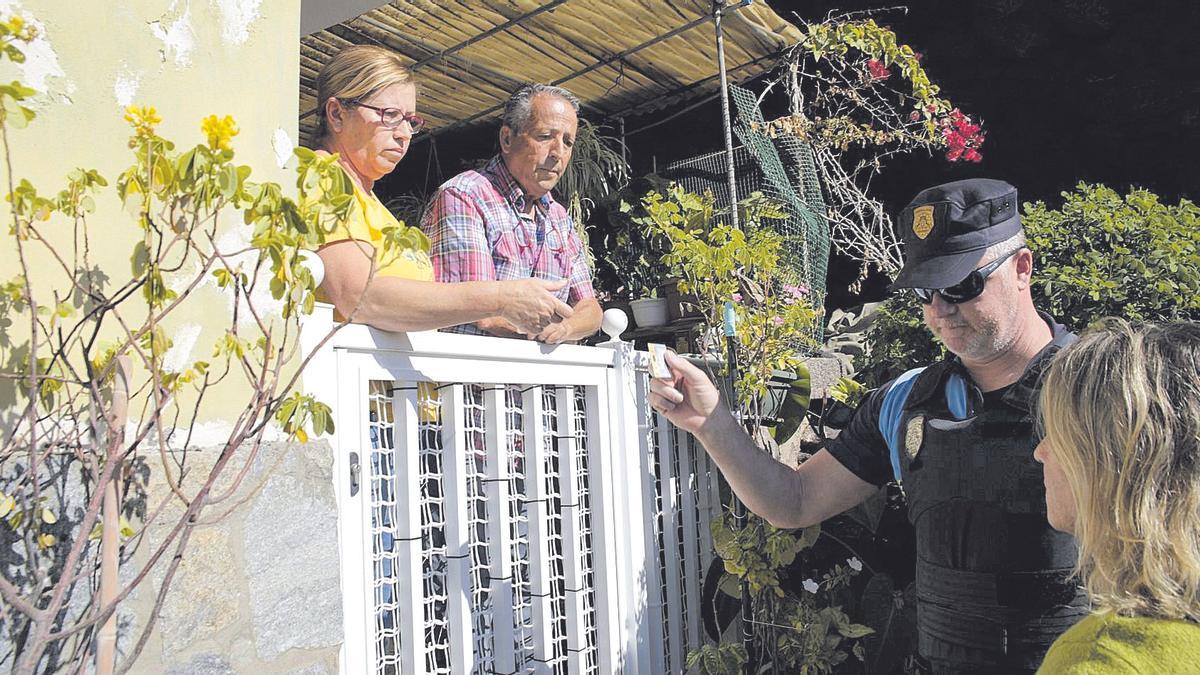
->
xmin=1025 ymin=183 xmax=1200 ymax=324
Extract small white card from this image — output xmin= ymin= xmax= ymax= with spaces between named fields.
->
xmin=648 ymin=343 xmax=670 ymax=379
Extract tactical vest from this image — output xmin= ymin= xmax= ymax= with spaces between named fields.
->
xmin=883 ymin=351 xmax=1089 ymax=673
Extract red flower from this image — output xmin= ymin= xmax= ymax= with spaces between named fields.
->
xmin=866 ymin=58 xmax=891 ymax=81
xmin=938 ymin=109 xmax=985 ymax=162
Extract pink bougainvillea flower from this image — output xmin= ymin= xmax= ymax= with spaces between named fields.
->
xmin=731 ymin=292 xmax=743 ymax=303
xmin=866 ymin=58 xmax=891 ymax=81
xmin=772 ymin=316 xmax=786 ymax=326
xmin=783 ymin=284 xmax=809 ymax=298
xmin=938 ymin=108 xmax=985 ymax=162
xmin=909 ymin=110 xmax=922 ymax=122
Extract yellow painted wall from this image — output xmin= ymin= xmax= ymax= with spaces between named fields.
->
xmin=0 ymin=0 xmax=302 ymax=428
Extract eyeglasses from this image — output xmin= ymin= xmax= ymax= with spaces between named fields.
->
xmin=912 ymin=248 xmax=1022 ymax=305
xmin=345 ymin=100 xmax=426 ymax=133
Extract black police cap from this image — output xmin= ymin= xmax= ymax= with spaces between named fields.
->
xmin=891 ymin=178 xmax=1022 ymax=289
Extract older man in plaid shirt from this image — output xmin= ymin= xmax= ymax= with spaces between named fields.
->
xmin=420 ymin=84 xmax=602 ymax=343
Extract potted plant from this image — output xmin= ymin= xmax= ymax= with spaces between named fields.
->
xmin=658 ymin=276 xmax=702 ymax=322
xmin=628 ymin=289 xmax=669 ymax=328
xmin=589 ymin=176 xmax=674 ymax=327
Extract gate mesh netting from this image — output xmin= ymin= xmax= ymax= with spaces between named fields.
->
xmin=367 ymin=381 xmax=600 ymax=674
xmin=661 ymin=84 xmax=831 ymax=342
xmin=350 ymin=344 xmax=724 ymax=674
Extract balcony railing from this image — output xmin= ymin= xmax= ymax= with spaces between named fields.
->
xmin=301 ymin=306 xmax=722 ymax=674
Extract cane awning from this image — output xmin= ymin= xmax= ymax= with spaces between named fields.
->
xmin=299 ymin=0 xmax=802 ymax=146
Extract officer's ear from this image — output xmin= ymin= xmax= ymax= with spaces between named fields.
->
xmin=1014 ymin=247 xmax=1034 ymax=289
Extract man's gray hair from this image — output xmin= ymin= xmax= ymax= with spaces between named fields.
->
xmin=501 ymin=84 xmax=580 ymax=134
xmin=983 ymin=231 xmax=1027 ymax=263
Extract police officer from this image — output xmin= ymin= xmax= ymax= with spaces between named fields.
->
xmin=649 ymin=178 xmax=1088 ymax=674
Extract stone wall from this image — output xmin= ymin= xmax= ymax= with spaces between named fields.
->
xmin=126 ymin=440 xmax=343 ymax=674
xmin=0 ymin=439 xmax=344 ymax=673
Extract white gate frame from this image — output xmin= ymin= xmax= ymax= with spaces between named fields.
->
xmin=300 ymin=305 xmax=720 ymax=674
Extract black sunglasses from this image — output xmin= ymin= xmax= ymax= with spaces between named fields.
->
xmin=913 ymin=248 xmax=1022 ymax=305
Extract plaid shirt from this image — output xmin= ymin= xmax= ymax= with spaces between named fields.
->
xmin=420 ymin=156 xmax=595 ymax=335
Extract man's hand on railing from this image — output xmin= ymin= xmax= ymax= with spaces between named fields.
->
xmin=496 ymin=278 xmax=574 ymax=335
xmin=649 ymin=351 xmax=733 ymax=442
xmin=531 ymin=297 xmax=602 ymax=345
xmin=533 ymin=319 xmax=572 ymax=345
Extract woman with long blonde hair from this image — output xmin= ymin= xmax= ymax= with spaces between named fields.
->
xmin=1035 ymin=319 xmax=1200 ymax=672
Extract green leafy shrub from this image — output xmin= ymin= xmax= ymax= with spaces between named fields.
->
xmin=1024 ymin=183 xmax=1200 ymax=325
xmin=854 ymin=293 xmax=943 ymax=388
xmin=588 ymin=176 xmax=673 ymax=299
xmin=641 ymin=187 xmax=820 ymax=410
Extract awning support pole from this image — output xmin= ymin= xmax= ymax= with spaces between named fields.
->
xmin=715 ymin=1 xmax=741 ymax=231
xmin=618 ymin=116 xmax=627 ymax=164
xmin=714 ymin=2 xmax=753 ymax=672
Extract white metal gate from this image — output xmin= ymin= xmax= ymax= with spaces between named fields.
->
xmin=302 ymin=312 xmax=721 ymax=674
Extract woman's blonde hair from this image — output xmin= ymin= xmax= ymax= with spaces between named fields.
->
xmin=1039 ymin=318 xmax=1200 ymax=621
xmin=315 ymin=45 xmax=414 ymax=142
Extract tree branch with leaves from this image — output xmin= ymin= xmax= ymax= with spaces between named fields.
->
xmin=0 ymin=13 xmax=416 ymax=672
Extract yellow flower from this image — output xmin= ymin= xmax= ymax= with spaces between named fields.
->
xmin=4 ymin=15 xmax=34 ymax=40
xmin=123 ymin=105 xmax=161 ymax=138
xmin=201 ymin=114 xmax=238 ymax=151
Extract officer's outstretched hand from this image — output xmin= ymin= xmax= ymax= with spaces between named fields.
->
xmin=648 ymin=351 xmax=727 ymax=436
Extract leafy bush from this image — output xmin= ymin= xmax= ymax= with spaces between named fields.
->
xmin=588 ymin=176 xmax=673 ymax=299
xmin=1024 ymin=183 xmax=1200 ymax=325
xmin=852 ymin=294 xmax=942 ymax=389
xmin=641 ymin=187 xmax=820 ymax=409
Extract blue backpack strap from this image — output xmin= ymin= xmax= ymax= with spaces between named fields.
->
xmin=879 ymin=367 xmax=973 ymax=482
xmin=945 ymin=372 xmax=970 ymax=420
xmin=879 ymin=367 xmax=927 ymax=482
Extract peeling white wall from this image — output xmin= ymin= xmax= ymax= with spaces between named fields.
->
xmin=1 ymin=0 xmax=303 ymax=426
xmin=213 ymin=0 xmax=263 ymax=46
xmin=113 ymin=64 xmax=142 ymax=106
xmin=162 ymin=323 xmax=203 ymax=373
xmin=149 ymin=2 xmax=196 ymax=66
xmin=271 ymin=127 xmax=294 ymax=167
xmin=0 ymin=0 xmax=72 ymax=101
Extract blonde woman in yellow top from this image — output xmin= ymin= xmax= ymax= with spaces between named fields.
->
xmin=1034 ymin=320 xmax=1200 ymax=673
xmin=312 ymin=45 xmax=572 ymax=334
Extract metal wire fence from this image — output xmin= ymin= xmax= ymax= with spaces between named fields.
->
xmin=661 ymin=84 xmax=831 ymax=342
